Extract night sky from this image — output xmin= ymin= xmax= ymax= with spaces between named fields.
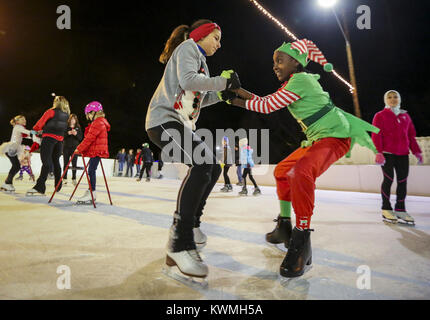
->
xmin=1 ymin=0 xmax=429 ymax=163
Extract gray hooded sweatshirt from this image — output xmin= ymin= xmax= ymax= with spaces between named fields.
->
xmin=145 ymin=39 xmax=227 ymax=131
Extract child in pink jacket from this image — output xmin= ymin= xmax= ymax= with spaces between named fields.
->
xmin=372 ymin=90 xmax=422 ymax=224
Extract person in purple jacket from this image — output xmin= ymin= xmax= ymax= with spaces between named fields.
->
xmin=372 ymin=90 xmax=423 ymax=225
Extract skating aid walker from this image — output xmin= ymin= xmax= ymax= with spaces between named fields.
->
xmin=49 ymin=152 xmax=113 ymax=208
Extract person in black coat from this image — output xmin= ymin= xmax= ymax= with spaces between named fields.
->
xmin=137 ymin=143 xmax=153 ymax=181
xmin=125 ymin=149 xmax=135 ymax=177
xmin=63 ymin=114 xmax=83 ymax=185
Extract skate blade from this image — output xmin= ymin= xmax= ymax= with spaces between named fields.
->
xmin=162 ymin=266 xmax=208 ymax=289
xmin=382 ymin=218 xmax=397 ymax=224
xmin=76 ymin=201 xmax=95 ymax=205
xmin=25 ymin=192 xmax=44 ymax=197
xmin=397 ymin=220 xmax=415 ymax=226
xmin=279 ymin=264 xmax=313 ymax=283
xmin=266 ymin=241 xmax=288 ymax=253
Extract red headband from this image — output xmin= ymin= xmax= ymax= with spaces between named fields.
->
xmin=189 ymin=23 xmax=221 ymax=42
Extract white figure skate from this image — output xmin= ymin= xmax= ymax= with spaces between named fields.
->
xmin=1 ymin=183 xmax=15 ymax=193
xmin=394 ymin=211 xmax=415 ymax=225
xmin=163 ymin=249 xmax=208 ymax=288
xmin=382 ymin=209 xmax=397 ymax=224
xmin=76 ymin=190 xmax=96 ymax=205
xmin=193 ymin=227 xmax=207 ymax=250
xmin=26 ymin=188 xmax=44 ymax=196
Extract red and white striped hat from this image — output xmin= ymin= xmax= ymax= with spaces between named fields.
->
xmin=277 ymin=39 xmax=333 ymax=72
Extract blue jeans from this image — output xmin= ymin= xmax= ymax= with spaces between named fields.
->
xmin=236 ymin=165 xmax=243 ymax=183
xmin=88 ymin=157 xmax=101 ymax=191
xmin=118 ymin=161 xmax=124 ymax=172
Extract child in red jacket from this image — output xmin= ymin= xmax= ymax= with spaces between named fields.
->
xmin=74 ymin=101 xmax=110 ymax=204
xmin=372 ymin=90 xmax=422 ymax=224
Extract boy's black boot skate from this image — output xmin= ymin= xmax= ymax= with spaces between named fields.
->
xmin=265 ymin=215 xmax=292 ymax=248
xmin=280 ymin=227 xmax=313 ymax=278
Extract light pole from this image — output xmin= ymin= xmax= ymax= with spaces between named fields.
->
xmin=318 ymin=0 xmax=361 ymax=118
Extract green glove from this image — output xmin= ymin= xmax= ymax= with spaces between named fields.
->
xmin=220 ymin=70 xmax=241 ymax=90
xmin=217 ymin=90 xmax=237 ymax=104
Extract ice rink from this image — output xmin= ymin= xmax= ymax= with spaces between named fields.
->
xmin=0 ymin=174 xmax=429 ymax=300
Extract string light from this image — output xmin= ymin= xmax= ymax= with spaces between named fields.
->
xmin=249 ymin=0 xmax=355 ymax=94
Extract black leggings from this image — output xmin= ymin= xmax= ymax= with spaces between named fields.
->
xmin=223 ymin=164 xmax=231 ymax=185
xmin=380 ymin=153 xmax=409 ymax=211
xmin=63 ymin=146 xmax=78 ymax=180
xmin=34 ymin=137 xmax=63 ymax=194
xmin=139 ymin=162 xmax=152 ymax=179
xmin=147 ymin=121 xmax=221 ymax=252
xmin=242 ymin=167 xmax=258 ymax=188
xmin=5 ymin=153 xmax=21 ymax=184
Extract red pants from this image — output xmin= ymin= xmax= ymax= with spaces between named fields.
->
xmin=274 ymin=137 xmax=351 ymax=229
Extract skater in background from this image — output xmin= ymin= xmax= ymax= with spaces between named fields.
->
xmin=74 ymin=101 xmax=110 ymax=204
xmin=125 ymin=149 xmax=134 ymax=177
xmin=16 ymin=146 xmax=35 ymax=182
xmin=63 ymin=114 xmax=83 ymax=186
xmin=116 ymin=148 xmax=126 ymax=176
xmin=220 ymin=136 xmax=233 ymax=192
xmin=157 ymin=151 xmax=164 ymax=179
xmin=27 ymin=96 xmax=70 ymax=196
xmin=372 ymin=90 xmax=422 ymax=225
xmin=224 ymin=39 xmax=379 ymax=277
xmin=134 ymin=148 xmax=142 ymax=178
xmin=238 ymin=137 xmax=261 ymax=196
xmin=234 ymin=138 xmax=243 ymax=186
xmin=146 ymin=19 xmax=240 ymax=280
xmin=137 ymin=143 xmax=153 ymax=182
xmin=0 ymin=115 xmax=35 ymax=192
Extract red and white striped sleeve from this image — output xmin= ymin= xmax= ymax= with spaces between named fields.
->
xmin=245 ymin=89 xmax=301 ymax=114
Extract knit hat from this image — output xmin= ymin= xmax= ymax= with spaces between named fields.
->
xmin=276 ymin=39 xmax=333 ymax=72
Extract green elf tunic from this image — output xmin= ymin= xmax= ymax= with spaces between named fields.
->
xmin=283 ymin=72 xmax=379 ymax=155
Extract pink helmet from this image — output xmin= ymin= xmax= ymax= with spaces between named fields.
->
xmin=84 ymin=101 xmax=103 ymax=114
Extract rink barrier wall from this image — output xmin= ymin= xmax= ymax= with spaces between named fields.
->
xmin=1 ymin=139 xmax=429 ymax=196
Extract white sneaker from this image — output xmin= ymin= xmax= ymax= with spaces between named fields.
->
xmin=193 ymin=227 xmax=207 ymax=248
xmin=166 ymin=250 xmax=208 ymax=278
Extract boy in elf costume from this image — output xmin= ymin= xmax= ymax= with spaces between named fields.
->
xmin=221 ymin=39 xmax=380 ymax=277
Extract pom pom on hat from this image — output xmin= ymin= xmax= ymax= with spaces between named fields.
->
xmin=323 ymin=63 xmax=333 ymax=72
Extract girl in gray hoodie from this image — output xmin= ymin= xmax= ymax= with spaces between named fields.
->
xmin=145 ymin=19 xmax=240 ymax=280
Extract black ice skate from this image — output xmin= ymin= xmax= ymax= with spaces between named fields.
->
xmin=239 ymin=186 xmax=248 ymax=196
xmin=252 ymin=187 xmax=261 ymax=196
xmin=266 ymin=215 xmax=292 ymax=249
xmin=280 ymin=227 xmax=313 ymax=278
xmin=220 ymin=185 xmax=229 ymax=192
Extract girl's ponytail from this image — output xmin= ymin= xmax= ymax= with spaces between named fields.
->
xmin=10 ymin=115 xmax=24 ymax=126
xmin=158 ymin=19 xmax=213 ymax=64
xmin=159 ymin=25 xmax=190 ymax=64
